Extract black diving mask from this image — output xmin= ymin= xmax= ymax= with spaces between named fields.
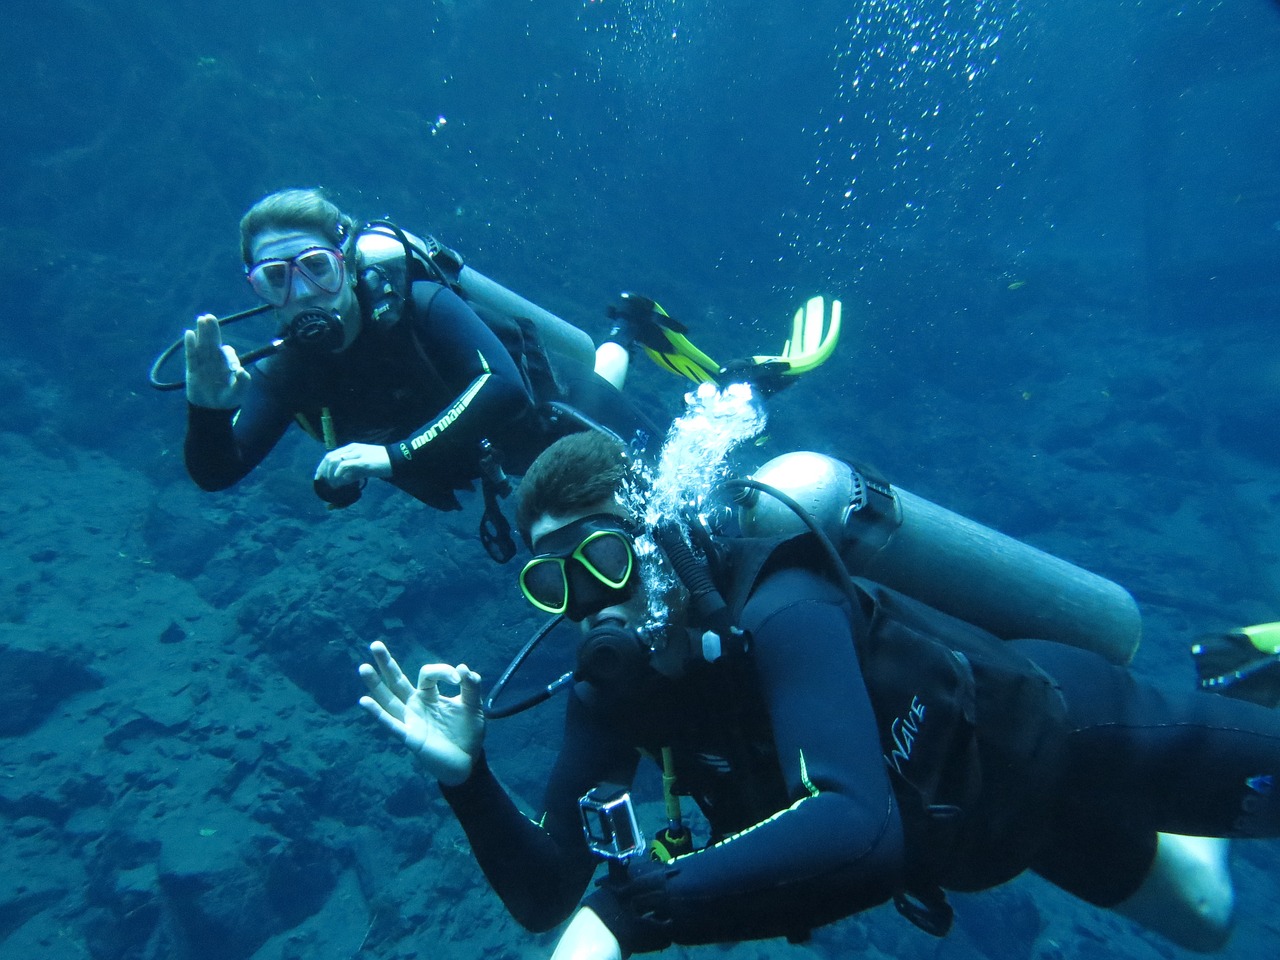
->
xmin=520 ymin=514 xmax=641 ymax=621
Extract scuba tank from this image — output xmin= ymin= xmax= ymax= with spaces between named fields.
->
xmin=456 ymin=264 xmax=596 ymax=372
xmin=353 ymin=224 xmax=597 ymax=375
xmin=736 ymin=451 xmax=1141 ymax=665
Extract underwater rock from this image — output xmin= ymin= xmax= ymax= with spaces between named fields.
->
xmin=0 ymin=644 xmax=102 ymax=737
xmin=141 ymin=492 xmax=229 ymax=580
xmin=155 ymin=821 xmax=343 ymax=960
xmin=954 ymin=886 xmax=1043 ymax=960
xmin=238 ymin=603 xmax=363 ymax=714
xmin=158 ymin=621 xmax=186 ymax=644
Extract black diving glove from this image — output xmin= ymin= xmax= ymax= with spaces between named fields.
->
xmin=583 ymin=859 xmax=677 ymax=956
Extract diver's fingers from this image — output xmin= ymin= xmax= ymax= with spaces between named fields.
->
xmin=358 ymin=694 xmax=409 ymax=741
xmin=456 ymin=663 xmax=484 ymax=709
xmin=220 ymin=344 xmax=245 ymax=377
xmin=194 ymin=312 xmax=222 ymax=344
xmin=368 ymin=642 xmax=417 ymax=703
xmin=416 ymin=663 xmax=463 ymax=705
xmin=186 ymin=315 xmax=223 ymax=368
xmin=358 ymin=662 xmax=406 ymax=720
xmin=314 ymin=447 xmax=344 ymax=483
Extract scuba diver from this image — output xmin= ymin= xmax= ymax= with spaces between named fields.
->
xmin=166 ymin=187 xmax=658 ymax=561
xmin=358 ymin=425 xmax=1280 ymax=959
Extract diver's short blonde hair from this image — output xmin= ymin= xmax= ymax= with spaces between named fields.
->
xmin=239 ymin=188 xmax=357 ymax=263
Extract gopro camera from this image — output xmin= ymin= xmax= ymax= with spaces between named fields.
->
xmin=579 ymin=785 xmax=645 ymax=862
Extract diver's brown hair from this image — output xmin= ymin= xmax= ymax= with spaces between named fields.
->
xmin=516 ymin=432 xmax=628 ymax=546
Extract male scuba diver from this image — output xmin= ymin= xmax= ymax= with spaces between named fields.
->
xmin=359 ymin=426 xmax=1280 ymax=958
xmin=173 ymin=187 xmax=654 ymax=559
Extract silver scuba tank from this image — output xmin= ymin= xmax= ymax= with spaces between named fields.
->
xmin=455 ymin=265 xmax=597 ymax=372
xmin=737 ymin=451 xmax=1141 ymax=664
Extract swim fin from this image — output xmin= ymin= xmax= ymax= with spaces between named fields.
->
xmin=619 ymin=292 xmax=841 ymax=391
xmin=715 ymin=295 xmax=842 ymax=395
xmin=609 ymin=292 xmax=723 ymax=384
xmin=750 ymin=296 xmax=842 ymax=377
xmin=640 ymin=320 xmax=723 ymax=386
xmin=1192 ymin=622 xmax=1280 ymax=707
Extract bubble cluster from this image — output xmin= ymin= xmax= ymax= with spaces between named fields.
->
xmin=618 ymin=382 xmax=767 ymax=631
xmin=796 ymin=0 xmax=1036 ymax=271
xmin=647 ymin=382 xmax=767 ymax=523
xmin=575 ymin=0 xmax=721 ymax=120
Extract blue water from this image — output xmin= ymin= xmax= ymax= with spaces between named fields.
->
xmin=1 ymin=1 xmax=1278 ymax=958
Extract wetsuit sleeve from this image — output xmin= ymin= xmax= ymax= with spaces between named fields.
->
xmin=384 ymin=284 xmax=535 ymax=479
xmin=585 ymin=568 xmax=905 ymax=953
xmin=440 ymin=694 xmax=638 ymax=932
xmin=183 ymin=376 xmax=295 ymax=491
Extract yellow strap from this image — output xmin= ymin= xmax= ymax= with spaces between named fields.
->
xmin=321 ymin=407 xmax=338 ymax=449
xmin=660 ymin=746 xmax=682 ymax=823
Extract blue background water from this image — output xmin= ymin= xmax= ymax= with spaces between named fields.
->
xmin=0 ymin=1 xmax=1278 ymax=958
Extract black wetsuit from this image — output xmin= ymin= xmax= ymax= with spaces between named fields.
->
xmin=443 ymin=563 xmax=1280 ymax=954
xmin=185 ymin=281 xmax=649 ymax=511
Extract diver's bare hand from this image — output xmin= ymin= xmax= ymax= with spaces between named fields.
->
xmin=358 ymin=642 xmax=485 ymax=787
xmin=184 ymin=314 xmax=250 ymax=409
xmin=315 ymin=443 xmax=392 ymax=486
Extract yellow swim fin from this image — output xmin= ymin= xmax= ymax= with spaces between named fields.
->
xmin=639 ymin=321 xmax=722 ymax=386
xmin=622 ymin=292 xmax=841 ymax=390
xmin=1241 ymin=622 xmax=1280 ymax=655
xmin=608 ymin=292 xmax=723 ymax=385
xmin=1192 ymin=621 xmax=1280 ymax=706
xmin=750 ymin=296 xmax=842 ymax=376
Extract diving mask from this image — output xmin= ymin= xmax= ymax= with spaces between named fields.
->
xmin=246 ymin=246 xmax=346 ymax=306
xmin=520 ymin=514 xmax=640 ymax=621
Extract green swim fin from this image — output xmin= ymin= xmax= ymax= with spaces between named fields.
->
xmin=1192 ymin=622 xmax=1280 ymax=706
xmin=717 ymin=295 xmax=842 ymax=394
xmin=618 ymin=292 xmax=841 ymax=390
xmin=750 ymin=296 xmax=842 ymax=377
xmin=641 ymin=321 xmax=723 ymax=386
xmin=609 ymin=292 xmax=723 ymax=384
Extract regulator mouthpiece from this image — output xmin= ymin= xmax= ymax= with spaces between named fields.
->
xmin=577 ymin=619 xmax=651 ymax=689
xmin=285 ymin=308 xmax=347 ymax=353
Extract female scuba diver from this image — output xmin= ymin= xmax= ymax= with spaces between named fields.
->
xmin=172 ymin=187 xmax=654 ymax=560
xmin=358 ymin=425 xmax=1280 ymax=959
